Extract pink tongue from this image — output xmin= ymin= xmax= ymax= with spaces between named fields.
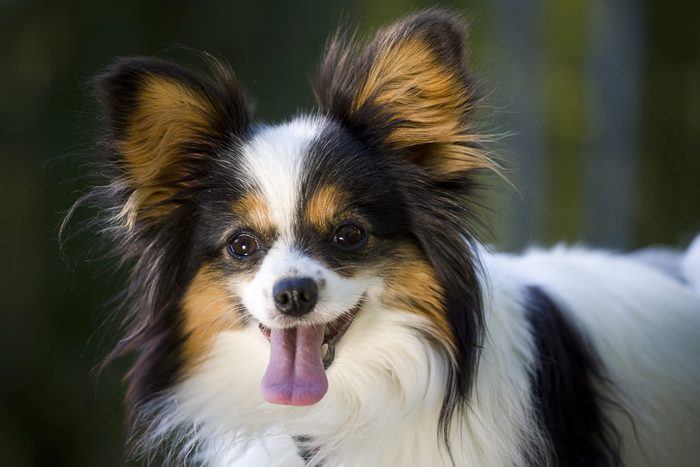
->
xmin=261 ymin=325 xmax=328 ymax=406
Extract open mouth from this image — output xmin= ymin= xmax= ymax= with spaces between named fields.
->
xmin=258 ymin=298 xmax=363 ymax=406
xmin=258 ymin=299 xmax=362 ymax=369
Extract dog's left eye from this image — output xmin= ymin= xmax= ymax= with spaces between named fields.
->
xmin=332 ymin=223 xmax=367 ymax=251
xmin=227 ymin=232 xmax=260 ymax=258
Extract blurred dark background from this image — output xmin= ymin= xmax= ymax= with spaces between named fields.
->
xmin=1 ymin=0 xmax=698 ymax=465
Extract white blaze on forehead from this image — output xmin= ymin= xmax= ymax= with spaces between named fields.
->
xmin=240 ymin=116 xmax=326 ymax=238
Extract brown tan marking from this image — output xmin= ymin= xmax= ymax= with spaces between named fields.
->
xmin=231 ymin=191 xmax=275 ymax=235
xmin=122 ymin=77 xmax=214 ymax=185
xmin=181 ymin=264 xmax=242 ymax=366
xmin=305 ymin=184 xmax=349 ymax=232
xmin=315 ymin=14 xmax=502 ymax=181
xmin=118 ymin=76 xmax=218 ymax=228
xmin=352 ymin=35 xmax=494 ymax=177
xmin=381 ymin=243 xmax=455 ymax=356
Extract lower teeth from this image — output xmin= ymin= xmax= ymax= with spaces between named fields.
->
xmin=321 ymin=343 xmax=329 ymax=357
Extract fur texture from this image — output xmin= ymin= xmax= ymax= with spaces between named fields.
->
xmin=73 ymin=10 xmax=700 ymax=467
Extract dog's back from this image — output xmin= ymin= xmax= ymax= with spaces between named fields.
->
xmin=485 ymin=238 xmax=700 ymax=466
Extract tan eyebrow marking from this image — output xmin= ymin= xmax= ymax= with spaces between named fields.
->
xmin=232 ymin=191 xmax=274 ymax=232
xmin=306 ymin=184 xmax=349 ymax=232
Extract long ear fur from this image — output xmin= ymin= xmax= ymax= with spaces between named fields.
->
xmin=314 ymin=10 xmax=494 ymax=181
xmin=83 ymin=57 xmax=252 ymax=439
xmin=95 ymin=56 xmax=252 ymax=229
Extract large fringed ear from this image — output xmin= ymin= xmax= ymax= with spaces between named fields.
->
xmin=95 ymin=56 xmax=252 ymax=228
xmin=314 ymin=10 xmax=494 ymax=180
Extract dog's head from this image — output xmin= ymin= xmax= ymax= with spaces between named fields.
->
xmin=88 ymin=9 xmax=493 ymax=449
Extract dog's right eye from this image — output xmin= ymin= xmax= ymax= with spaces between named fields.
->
xmin=227 ymin=232 xmax=260 ymax=259
xmin=332 ymin=223 xmax=368 ymax=252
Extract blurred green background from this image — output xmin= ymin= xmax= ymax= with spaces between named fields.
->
xmin=1 ymin=0 xmax=698 ymax=465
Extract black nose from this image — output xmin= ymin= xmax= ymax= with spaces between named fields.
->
xmin=273 ymin=277 xmax=318 ymax=317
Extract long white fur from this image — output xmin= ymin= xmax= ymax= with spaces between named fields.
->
xmin=146 ymin=118 xmax=700 ymax=466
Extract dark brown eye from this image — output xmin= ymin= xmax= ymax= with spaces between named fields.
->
xmin=332 ymin=223 xmax=367 ymax=251
xmin=227 ymin=232 xmax=260 ymax=258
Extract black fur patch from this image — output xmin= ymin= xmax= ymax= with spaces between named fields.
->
xmin=526 ymin=286 xmax=622 ymax=467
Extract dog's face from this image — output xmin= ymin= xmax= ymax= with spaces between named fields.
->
xmin=92 ymin=10 xmax=491 ymax=440
xmin=182 ymin=117 xmax=422 ymax=406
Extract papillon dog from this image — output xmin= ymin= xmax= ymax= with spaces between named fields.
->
xmin=75 ymin=10 xmax=700 ymax=467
